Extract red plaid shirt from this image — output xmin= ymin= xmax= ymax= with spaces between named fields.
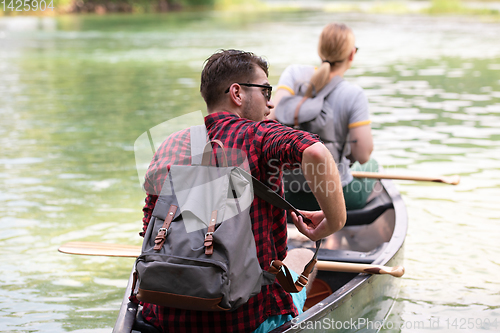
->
xmin=141 ymin=112 xmax=319 ymax=332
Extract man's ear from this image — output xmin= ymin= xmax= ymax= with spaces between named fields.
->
xmin=228 ymin=84 xmax=244 ymax=107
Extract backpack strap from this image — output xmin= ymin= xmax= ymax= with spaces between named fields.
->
xmin=191 ymin=125 xmax=228 ymax=167
xmin=201 ymin=140 xmax=228 ymax=167
xmin=190 ymin=125 xmax=208 ymax=166
xmin=204 ymin=210 xmax=218 ymax=255
xmin=268 ymin=244 xmax=320 ymax=294
xmin=153 ymin=205 xmax=178 ymax=251
xmin=275 ymin=76 xmax=343 ymax=126
xmin=293 ymin=96 xmax=308 ymax=129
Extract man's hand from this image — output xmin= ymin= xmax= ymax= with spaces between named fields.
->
xmin=291 ymin=210 xmax=337 ymax=241
xmin=301 ymin=143 xmax=346 ymax=235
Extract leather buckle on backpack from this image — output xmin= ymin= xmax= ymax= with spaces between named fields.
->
xmin=154 ymin=205 xmax=178 ymax=251
xmin=269 ymin=260 xmax=283 ymax=274
xmin=296 ymin=274 xmax=309 ymax=288
xmin=204 ymin=231 xmax=215 ymax=255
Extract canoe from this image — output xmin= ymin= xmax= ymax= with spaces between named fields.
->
xmin=112 ymin=176 xmax=407 ymax=333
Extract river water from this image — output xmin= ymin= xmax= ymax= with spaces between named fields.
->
xmin=1 ymin=9 xmax=499 ymax=333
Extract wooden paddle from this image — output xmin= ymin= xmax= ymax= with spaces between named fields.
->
xmin=350 ymin=171 xmax=460 ymax=185
xmin=58 ymin=241 xmax=141 ymax=258
xmin=58 ymin=241 xmax=404 ymax=278
xmin=316 ymin=261 xmax=404 ymax=277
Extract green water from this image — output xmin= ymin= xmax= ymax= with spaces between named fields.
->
xmin=1 ymin=10 xmax=499 ymax=332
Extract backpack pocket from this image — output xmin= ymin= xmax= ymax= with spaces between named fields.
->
xmin=135 ymin=254 xmax=230 ymax=311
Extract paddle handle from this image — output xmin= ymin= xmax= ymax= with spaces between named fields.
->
xmin=58 ymin=242 xmax=404 ymax=277
xmin=315 ymin=260 xmax=404 ymax=277
xmin=351 ymin=171 xmax=460 ymax=185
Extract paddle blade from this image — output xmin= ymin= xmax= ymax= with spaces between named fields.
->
xmin=58 ymin=241 xmax=141 ymax=258
xmin=365 ymin=265 xmax=405 ymax=277
xmin=441 ymin=175 xmax=460 ymax=185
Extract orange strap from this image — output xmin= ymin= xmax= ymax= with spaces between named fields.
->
xmin=269 ymin=258 xmax=317 ymax=293
xmin=267 ymin=240 xmax=321 ymax=293
xmin=293 ymin=96 xmax=308 ymax=129
xmin=201 ymin=140 xmax=228 ymax=167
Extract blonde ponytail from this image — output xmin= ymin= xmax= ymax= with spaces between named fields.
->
xmin=305 ymin=61 xmax=331 ymax=97
xmin=305 ymin=23 xmax=354 ymax=98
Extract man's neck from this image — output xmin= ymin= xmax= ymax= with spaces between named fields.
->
xmin=207 ymin=107 xmax=240 ymax=117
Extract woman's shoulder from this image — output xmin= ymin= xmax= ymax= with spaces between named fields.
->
xmin=337 ymin=79 xmax=363 ymax=92
xmin=334 ymin=79 xmax=366 ymax=98
xmin=283 ymin=64 xmax=316 ymax=76
xmin=279 ymin=64 xmax=316 ymax=92
xmin=328 ymin=80 xmax=369 ymax=115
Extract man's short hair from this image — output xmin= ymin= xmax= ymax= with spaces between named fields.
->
xmin=200 ymin=49 xmax=269 ymax=109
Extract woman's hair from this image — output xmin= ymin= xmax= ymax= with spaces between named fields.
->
xmin=305 ymin=23 xmax=355 ymax=97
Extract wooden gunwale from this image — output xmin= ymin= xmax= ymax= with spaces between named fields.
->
xmin=272 ymin=177 xmax=407 ymax=332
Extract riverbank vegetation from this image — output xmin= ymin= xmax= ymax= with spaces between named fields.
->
xmin=0 ymin=0 xmax=498 ymax=17
xmin=426 ymin=0 xmax=499 ymax=15
xmin=0 ymin=0 xmax=261 ymax=14
xmin=320 ymin=0 xmax=499 ymax=17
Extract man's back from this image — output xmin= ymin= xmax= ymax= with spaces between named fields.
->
xmin=140 ymin=112 xmax=320 ymax=332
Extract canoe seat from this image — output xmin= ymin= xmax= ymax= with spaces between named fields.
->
xmin=303 ymin=278 xmax=333 ymax=311
xmin=316 ymin=242 xmax=389 ymax=264
xmin=133 ymin=306 xmax=161 ymax=333
xmin=345 ymin=194 xmax=393 ymax=226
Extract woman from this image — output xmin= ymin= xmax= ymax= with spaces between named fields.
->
xmin=271 ymin=23 xmax=377 ymax=210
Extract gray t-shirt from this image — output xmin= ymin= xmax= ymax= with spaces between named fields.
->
xmin=277 ymin=64 xmax=371 ymax=186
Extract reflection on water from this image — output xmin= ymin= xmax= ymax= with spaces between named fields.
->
xmin=1 ymin=10 xmax=500 ymax=332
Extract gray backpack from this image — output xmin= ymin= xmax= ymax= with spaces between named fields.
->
xmin=274 ymin=76 xmax=346 ymax=192
xmin=132 ymin=125 xmax=319 ymax=312
xmin=274 ymin=76 xmax=346 ymax=163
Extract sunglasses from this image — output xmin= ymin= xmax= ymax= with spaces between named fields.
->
xmin=225 ymin=83 xmax=273 ymax=102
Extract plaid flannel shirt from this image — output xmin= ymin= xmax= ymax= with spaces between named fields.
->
xmin=141 ymin=112 xmax=320 ymax=332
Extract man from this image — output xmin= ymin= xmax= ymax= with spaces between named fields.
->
xmin=140 ymin=49 xmax=346 ymax=332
